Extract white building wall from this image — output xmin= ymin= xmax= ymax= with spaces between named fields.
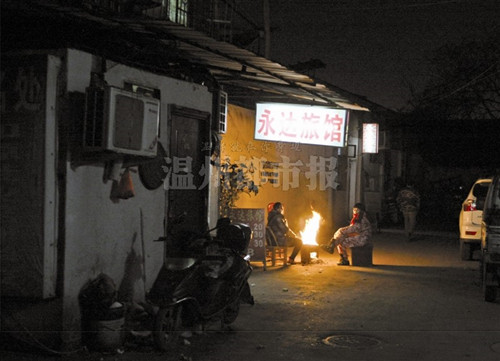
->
xmin=62 ymin=49 xmax=213 ymax=346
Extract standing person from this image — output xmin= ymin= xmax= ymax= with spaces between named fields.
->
xmin=267 ymin=202 xmax=303 ymax=265
xmin=397 ymin=184 xmax=420 ymax=241
xmin=321 ymin=203 xmax=372 ymax=266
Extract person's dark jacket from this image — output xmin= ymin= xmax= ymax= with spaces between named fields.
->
xmin=267 ymin=209 xmax=290 ymax=246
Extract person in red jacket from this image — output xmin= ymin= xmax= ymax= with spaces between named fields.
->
xmin=322 ymin=203 xmax=372 ymax=266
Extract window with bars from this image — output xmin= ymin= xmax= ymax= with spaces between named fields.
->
xmin=217 ymin=91 xmax=228 ymax=133
xmin=168 ymin=0 xmax=189 ymax=25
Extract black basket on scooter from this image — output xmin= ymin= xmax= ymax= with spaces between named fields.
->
xmin=216 ymin=218 xmax=251 ymax=255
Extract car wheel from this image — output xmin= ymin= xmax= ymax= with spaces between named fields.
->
xmin=460 ymin=239 xmax=472 ymax=261
xmin=482 ymin=261 xmax=498 ymax=303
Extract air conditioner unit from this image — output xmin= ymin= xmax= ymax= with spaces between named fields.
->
xmin=84 ymin=86 xmax=160 ymax=157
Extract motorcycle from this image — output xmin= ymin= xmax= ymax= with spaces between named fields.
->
xmin=147 ymin=217 xmax=254 ymax=351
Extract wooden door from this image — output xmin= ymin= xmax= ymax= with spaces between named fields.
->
xmin=167 ymin=105 xmax=211 ymax=234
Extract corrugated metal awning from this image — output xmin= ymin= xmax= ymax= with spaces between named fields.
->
xmin=137 ymin=20 xmax=369 ymax=110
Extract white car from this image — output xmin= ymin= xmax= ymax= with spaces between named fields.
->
xmin=459 ymin=178 xmax=492 ymax=260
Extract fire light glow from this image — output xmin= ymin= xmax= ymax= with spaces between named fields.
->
xmin=300 ymin=211 xmax=322 ymax=245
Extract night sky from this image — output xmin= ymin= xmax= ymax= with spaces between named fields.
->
xmin=237 ymin=0 xmax=499 ymax=110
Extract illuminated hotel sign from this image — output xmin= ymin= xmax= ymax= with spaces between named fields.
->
xmin=255 ymin=103 xmax=348 ymax=147
xmin=362 ymin=123 xmax=379 ymax=153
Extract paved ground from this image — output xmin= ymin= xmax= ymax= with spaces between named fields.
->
xmin=2 ymin=229 xmax=500 ymax=361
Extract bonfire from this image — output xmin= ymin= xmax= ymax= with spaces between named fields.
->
xmin=299 ymin=211 xmax=322 ymax=263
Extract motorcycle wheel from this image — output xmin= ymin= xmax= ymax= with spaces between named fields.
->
xmin=223 ymin=298 xmax=240 ymax=324
xmin=153 ymin=305 xmax=182 ymax=351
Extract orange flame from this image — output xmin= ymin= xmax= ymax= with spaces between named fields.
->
xmin=300 ymin=211 xmax=322 ymax=245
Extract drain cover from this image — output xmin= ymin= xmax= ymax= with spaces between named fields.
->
xmin=323 ymin=334 xmax=381 ymax=350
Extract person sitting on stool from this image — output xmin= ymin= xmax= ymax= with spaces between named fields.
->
xmin=267 ymin=202 xmax=303 ymax=265
xmin=322 ymin=203 xmax=372 ymax=266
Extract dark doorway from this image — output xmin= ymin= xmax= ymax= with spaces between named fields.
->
xmin=167 ymin=105 xmax=211 ymax=234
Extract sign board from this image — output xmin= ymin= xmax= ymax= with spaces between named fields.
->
xmin=255 ymin=103 xmax=348 ymax=147
xmin=1 ymin=54 xmax=58 ymax=299
xmin=227 ymin=208 xmax=266 ymax=263
xmin=362 ymin=123 xmax=379 ymax=153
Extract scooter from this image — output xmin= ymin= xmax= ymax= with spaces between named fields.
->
xmin=147 ymin=217 xmax=254 ymax=351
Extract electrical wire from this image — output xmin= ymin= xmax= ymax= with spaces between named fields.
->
xmin=419 ymin=63 xmax=499 ymax=105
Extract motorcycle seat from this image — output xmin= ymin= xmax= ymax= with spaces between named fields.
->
xmin=164 ymin=257 xmax=197 ymax=271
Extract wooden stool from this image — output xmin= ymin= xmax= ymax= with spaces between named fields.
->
xmin=349 ymin=243 xmax=373 ymax=266
xmin=264 ymin=227 xmax=287 ymax=269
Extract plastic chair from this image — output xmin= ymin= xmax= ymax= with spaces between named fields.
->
xmin=265 ymin=226 xmax=287 ymax=268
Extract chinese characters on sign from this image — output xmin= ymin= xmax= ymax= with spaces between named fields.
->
xmin=227 ymin=208 xmax=266 ymax=263
xmin=255 ymin=103 xmax=348 ymax=147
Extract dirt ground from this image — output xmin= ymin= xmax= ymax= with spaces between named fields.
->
xmin=2 ymin=229 xmax=500 ymax=361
